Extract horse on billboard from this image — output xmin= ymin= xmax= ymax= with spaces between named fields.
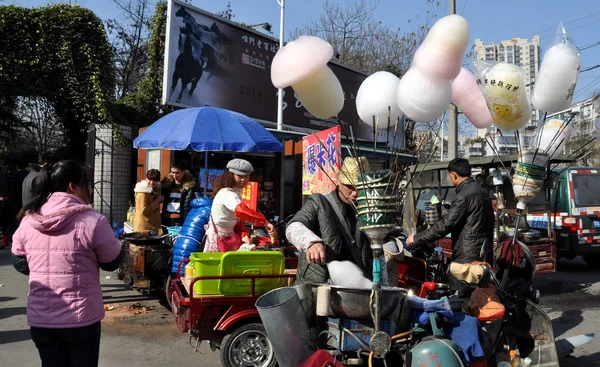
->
xmin=170 ymin=6 xmax=233 ymax=103
xmin=171 ymin=35 xmax=203 ymax=103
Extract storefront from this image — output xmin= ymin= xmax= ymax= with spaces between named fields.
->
xmin=137 ymin=145 xmax=283 ymax=220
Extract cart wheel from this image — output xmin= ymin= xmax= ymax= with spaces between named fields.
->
xmin=220 ymin=323 xmax=276 ymax=367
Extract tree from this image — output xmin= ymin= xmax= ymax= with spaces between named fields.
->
xmin=106 ymin=0 xmax=152 ymax=99
xmin=14 ymin=97 xmax=66 ymax=152
xmin=0 ymin=5 xmax=115 ymax=158
xmin=291 ymin=0 xmax=440 ymax=76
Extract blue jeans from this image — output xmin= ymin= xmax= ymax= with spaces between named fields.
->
xmin=30 ymin=321 xmax=101 ymax=367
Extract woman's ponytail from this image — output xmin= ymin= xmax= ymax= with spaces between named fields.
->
xmin=20 ymin=164 xmax=54 ymax=217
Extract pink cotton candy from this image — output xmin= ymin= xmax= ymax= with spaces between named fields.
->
xmin=451 ymin=68 xmax=493 ymax=129
xmin=413 ymin=40 xmax=463 ymax=80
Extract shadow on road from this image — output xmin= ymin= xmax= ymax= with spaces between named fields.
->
xmin=535 ymin=257 xmax=600 ymax=295
xmin=561 ymin=353 xmax=600 ymax=366
xmin=0 ymin=296 xmax=17 ymax=303
xmin=552 ymin=310 xmax=585 ymax=338
xmin=0 ymin=329 xmax=31 ymax=345
xmin=0 ymin=306 xmax=26 ymax=321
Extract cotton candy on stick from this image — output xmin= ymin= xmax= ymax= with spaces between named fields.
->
xmin=397 ymin=68 xmax=452 ymax=123
xmin=412 ymin=14 xmax=470 ymax=80
xmin=451 ymin=68 xmax=493 ymax=129
xmin=531 ymin=23 xmax=581 ymax=113
xmin=356 ymin=71 xmax=403 ymax=128
xmin=271 ymin=36 xmax=344 ymax=119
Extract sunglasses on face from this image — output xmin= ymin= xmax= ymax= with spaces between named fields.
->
xmin=171 ymin=171 xmax=183 ymax=175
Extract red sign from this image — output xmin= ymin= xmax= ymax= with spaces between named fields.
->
xmin=241 ymin=182 xmax=259 ymax=210
xmin=302 ymin=126 xmax=341 ymax=195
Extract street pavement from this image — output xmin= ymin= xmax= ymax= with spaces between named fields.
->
xmin=0 ymin=249 xmax=220 ymax=366
xmin=1 ymin=247 xmax=600 ymax=366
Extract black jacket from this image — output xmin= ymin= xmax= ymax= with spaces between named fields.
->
xmin=288 ymin=189 xmax=372 ymax=284
xmin=160 ymin=172 xmax=196 ymax=225
xmin=414 ymin=177 xmax=494 ymax=264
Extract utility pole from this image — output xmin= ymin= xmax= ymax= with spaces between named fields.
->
xmin=447 ymin=0 xmax=458 ymax=159
xmin=276 ymin=0 xmax=285 ymax=131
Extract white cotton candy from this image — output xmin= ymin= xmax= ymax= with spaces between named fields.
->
xmin=327 ymin=260 xmax=373 ymax=289
xmin=356 ymin=71 xmax=403 ymax=128
xmin=396 ymin=67 xmax=452 ymax=123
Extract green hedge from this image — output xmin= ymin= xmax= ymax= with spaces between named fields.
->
xmin=0 ymin=4 xmax=115 ymax=156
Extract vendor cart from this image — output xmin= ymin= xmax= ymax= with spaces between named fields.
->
xmin=168 ymin=258 xmax=295 ymax=367
xmin=411 ymin=154 xmax=576 ymax=273
xmin=117 ymin=232 xmax=173 ymax=296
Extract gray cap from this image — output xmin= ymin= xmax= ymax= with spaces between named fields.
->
xmin=227 ymin=159 xmax=254 ymax=176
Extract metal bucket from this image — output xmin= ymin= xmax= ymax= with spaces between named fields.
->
xmin=293 ymin=284 xmax=316 ymax=322
xmin=256 ymin=287 xmax=316 ymax=367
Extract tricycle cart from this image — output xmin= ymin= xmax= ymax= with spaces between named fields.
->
xmin=168 ymin=258 xmax=296 ymax=367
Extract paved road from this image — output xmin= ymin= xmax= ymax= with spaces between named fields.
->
xmin=0 ymin=249 xmax=220 ymax=366
xmin=2 ymin=247 xmax=600 ymax=366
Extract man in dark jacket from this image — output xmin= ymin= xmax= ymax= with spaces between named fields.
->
xmin=406 ymin=158 xmax=494 ymax=264
xmin=286 ymin=157 xmax=374 ymax=285
xmin=160 ymin=160 xmax=197 ymax=226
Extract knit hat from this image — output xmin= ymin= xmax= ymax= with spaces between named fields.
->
xmin=227 ymin=159 xmax=254 ymax=176
xmin=337 ymin=157 xmax=370 ymax=186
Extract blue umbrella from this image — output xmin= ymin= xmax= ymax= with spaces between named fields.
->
xmin=133 ymin=106 xmax=283 ymax=152
xmin=134 ymin=106 xmax=283 ymax=197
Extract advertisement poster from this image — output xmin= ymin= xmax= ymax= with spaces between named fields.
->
xmin=162 ymin=0 xmax=394 ymax=142
xmin=198 ymin=168 xmax=225 ymax=190
xmin=302 ymin=126 xmax=341 ymax=195
xmin=241 ymin=182 xmax=259 ymax=211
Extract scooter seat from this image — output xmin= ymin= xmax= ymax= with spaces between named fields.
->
xmin=449 ymin=297 xmax=469 ymax=312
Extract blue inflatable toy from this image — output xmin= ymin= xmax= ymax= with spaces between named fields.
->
xmin=170 ymin=196 xmax=212 ymax=274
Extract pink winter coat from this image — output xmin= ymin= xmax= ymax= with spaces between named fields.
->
xmin=12 ymin=192 xmax=122 ymax=328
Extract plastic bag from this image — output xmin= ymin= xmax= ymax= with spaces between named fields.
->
xmin=531 ymin=23 xmax=581 ymax=113
xmin=534 ymin=118 xmax=576 ymax=157
xmin=474 ymin=60 xmax=531 ymax=131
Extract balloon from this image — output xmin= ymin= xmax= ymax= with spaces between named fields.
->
xmin=451 ymin=68 xmax=493 ymax=129
xmin=271 ymin=36 xmax=344 ymax=118
xmin=531 ymin=43 xmax=581 ymax=113
xmin=535 ymin=118 xmax=574 ymax=155
xmin=397 ymin=68 xmax=452 ymax=123
xmin=481 ymin=63 xmax=531 ymax=130
xmin=356 ymin=71 xmax=403 ymax=128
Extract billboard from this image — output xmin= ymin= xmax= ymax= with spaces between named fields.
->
xmin=163 ymin=0 xmax=392 ymax=142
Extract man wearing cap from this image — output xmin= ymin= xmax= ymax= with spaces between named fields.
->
xmin=286 ymin=157 xmax=375 ymax=284
xmin=406 ymin=158 xmax=494 ymax=294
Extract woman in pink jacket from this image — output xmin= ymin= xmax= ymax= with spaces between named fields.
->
xmin=11 ymin=160 xmax=122 ymax=367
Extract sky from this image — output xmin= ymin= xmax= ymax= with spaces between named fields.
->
xmin=9 ymin=0 xmax=600 ymax=103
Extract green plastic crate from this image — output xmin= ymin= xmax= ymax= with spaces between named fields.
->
xmin=218 ymin=252 xmax=285 ymax=296
xmin=189 ymin=252 xmax=224 ymax=295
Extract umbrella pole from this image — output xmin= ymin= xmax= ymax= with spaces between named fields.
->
xmin=204 ymin=152 xmax=209 ymax=198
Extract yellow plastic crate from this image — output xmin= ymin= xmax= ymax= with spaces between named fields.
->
xmin=218 ymin=252 xmax=285 ymax=296
xmin=189 ymin=252 xmax=224 ymax=295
